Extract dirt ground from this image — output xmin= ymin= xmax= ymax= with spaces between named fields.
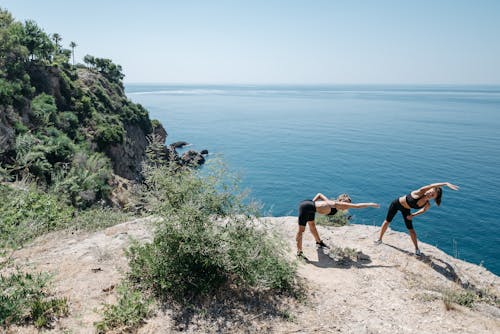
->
xmin=5 ymin=216 xmax=500 ymax=333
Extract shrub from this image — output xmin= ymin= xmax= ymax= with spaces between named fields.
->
xmin=31 ymin=93 xmax=57 ymax=127
xmin=0 ymin=268 xmax=69 ymax=329
xmin=13 ymin=129 xmax=75 ymax=182
xmin=55 ymin=111 xmax=79 ymax=138
xmin=0 ymin=183 xmax=74 ymax=249
xmin=94 ymin=283 xmax=151 ymax=333
xmin=127 ymin=162 xmax=298 ymax=303
xmin=442 ymin=288 xmax=477 ymax=310
xmin=50 ymin=151 xmax=112 ymax=209
xmin=93 ymin=114 xmax=125 ymax=149
xmin=315 ymin=210 xmax=350 ymax=226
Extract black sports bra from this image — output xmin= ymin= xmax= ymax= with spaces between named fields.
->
xmin=406 ymin=194 xmax=426 ymax=209
xmin=328 ymin=207 xmax=338 ymax=216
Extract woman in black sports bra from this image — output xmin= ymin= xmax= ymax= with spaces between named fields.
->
xmin=375 ymin=182 xmax=459 ymax=255
xmin=296 ymin=193 xmax=379 ymax=259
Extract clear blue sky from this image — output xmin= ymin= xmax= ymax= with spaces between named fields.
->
xmin=2 ymin=0 xmax=500 ymax=84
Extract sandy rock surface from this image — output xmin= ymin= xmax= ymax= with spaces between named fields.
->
xmin=5 ymin=216 xmax=499 ymax=333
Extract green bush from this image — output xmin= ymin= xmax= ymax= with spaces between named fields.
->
xmin=315 ymin=210 xmax=350 ymax=227
xmin=0 ymin=183 xmax=74 ymax=249
xmin=127 ymin=162 xmax=298 ymax=303
xmin=55 ymin=111 xmax=79 ymax=138
xmin=51 ymin=151 xmax=112 ymax=209
xmin=31 ymin=93 xmax=58 ymax=127
xmin=94 ymin=283 xmax=151 ymax=333
xmin=442 ymin=288 xmax=477 ymax=309
xmin=92 ymin=114 xmax=125 ymax=149
xmin=0 ymin=269 xmax=69 ymax=329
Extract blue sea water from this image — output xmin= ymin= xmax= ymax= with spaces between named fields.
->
xmin=126 ymin=84 xmax=500 ymax=275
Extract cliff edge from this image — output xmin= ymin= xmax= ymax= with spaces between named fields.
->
xmin=7 ymin=217 xmax=499 ymax=333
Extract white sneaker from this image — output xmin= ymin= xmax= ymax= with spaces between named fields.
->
xmin=374 ymin=239 xmax=382 ymax=245
xmin=415 ymin=249 xmax=422 ymax=256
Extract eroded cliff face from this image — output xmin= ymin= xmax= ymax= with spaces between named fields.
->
xmin=105 ymin=123 xmax=149 ymax=180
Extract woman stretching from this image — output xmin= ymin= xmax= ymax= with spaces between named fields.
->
xmin=297 ymin=193 xmax=379 ymax=259
xmin=375 ymin=182 xmax=459 ymax=255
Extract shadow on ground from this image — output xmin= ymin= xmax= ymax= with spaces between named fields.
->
xmin=302 ymin=247 xmax=398 ymax=269
xmin=385 ymin=243 xmax=480 ymax=289
xmin=163 ymin=282 xmax=302 ymax=332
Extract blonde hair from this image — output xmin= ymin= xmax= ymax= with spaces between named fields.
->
xmin=337 ymin=193 xmax=352 ymax=203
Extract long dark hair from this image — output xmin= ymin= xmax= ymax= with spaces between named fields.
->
xmin=435 ymin=187 xmax=443 ymax=206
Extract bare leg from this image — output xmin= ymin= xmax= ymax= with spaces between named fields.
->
xmin=307 ymin=220 xmax=322 ymax=243
xmin=296 ymin=225 xmax=306 ymax=253
xmin=409 ymin=229 xmax=419 ymax=251
xmin=377 ymin=220 xmax=391 ymax=241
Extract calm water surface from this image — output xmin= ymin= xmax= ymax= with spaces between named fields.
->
xmin=126 ymin=84 xmax=500 ymax=275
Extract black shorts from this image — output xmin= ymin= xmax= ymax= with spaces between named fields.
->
xmin=298 ymin=200 xmax=316 ymax=226
xmin=385 ymin=198 xmax=414 ymax=230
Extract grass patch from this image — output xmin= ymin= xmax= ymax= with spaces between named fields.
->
xmin=71 ymin=206 xmax=135 ymax=232
xmin=94 ymin=283 xmax=152 ymax=333
xmin=328 ymin=245 xmax=360 ymax=264
xmin=442 ymin=288 xmax=477 ymax=310
xmin=0 ymin=269 xmax=68 ymax=329
xmin=0 ymin=183 xmax=74 ymax=250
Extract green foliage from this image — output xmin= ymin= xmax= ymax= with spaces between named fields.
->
xmin=94 ymin=283 xmax=151 ymax=333
xmin=55 ymin=111 xmax=79 ymax=138
xmin=13 ymin=129 xmax=75 ymax=182
xmin=127 ymin=162 xmax=298 ymax=303
xmin=84 ymin=55 xmax=125 ymax=84
xmin=51 ymin=151 xmax=112 ymax=209
xmin=92 ymin=113 xmax=125 ymax=149
xmin=0 ymin=183 xmax=74 ymax=249
xmin=315 ymin=210 xmax=350 ymax=227
xmin=31 ymin=93 xmax=58 ymax=127
xmin=0 ymin=268 xmax=69 ymax=329
xmin=22 ymin=20 xmax=53 ymax=62
xmin=328 ymin=245 xmax=360 ymax=263
xmin=71 ymin=206 xmax=133 ymax=232
xmin=442 ymin=288 xmax=477 ymax=310
xmin=145 ymin=133 xmax=168 ymax=166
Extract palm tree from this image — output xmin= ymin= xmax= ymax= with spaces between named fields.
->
xmin=69 ymin=41 xmax=77 ymax=65
xmin=52 ymin=33 xmax=62 ymax=54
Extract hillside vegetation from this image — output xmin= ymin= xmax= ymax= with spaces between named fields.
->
xmin=0 ymin=8 xmax=300 ymax=331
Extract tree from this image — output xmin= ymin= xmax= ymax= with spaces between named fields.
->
xmin=52 ymin=33 xmax=61 ymax=53
xmin=69 ymin=41 xmax=77 ymax=65
xmin=22 ymin=20 xmax=53 ymax=61
xmin=83 ymin=54 xmax=95 ymax=69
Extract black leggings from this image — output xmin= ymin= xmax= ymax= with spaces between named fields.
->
xmin=298 ymin=200 xmax=316 ymax=226
xmin=385 ymin=198 xmax=414 ymax=230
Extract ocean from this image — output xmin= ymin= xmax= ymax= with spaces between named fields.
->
xmin=125 ymin=84 xmax=500 ymax=275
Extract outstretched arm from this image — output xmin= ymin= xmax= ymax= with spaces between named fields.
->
xmin=411 ymin=202 xmax=431 ymax=217
xmin=313 ymin=193 xmax=329 ymax=202
xmin=335 ymin=202 xmax=380 ymax=210
xmin=416 ymin=182 xmax=459 ymax=195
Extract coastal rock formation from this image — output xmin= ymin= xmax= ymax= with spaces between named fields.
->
xmin=7 ymin=217 xmax=499 ymax=333
xmin=152 ymin=122 xmax=168 ymax=144
xmin=181 ymin=149 xmax=206 ymax=166
xmin=171 ymin=141 xmax=189 ymax=149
